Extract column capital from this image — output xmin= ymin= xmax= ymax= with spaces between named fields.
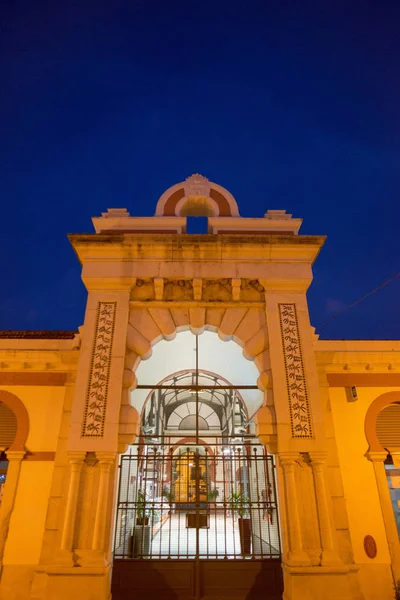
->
xmin=5 ymin=450 xmax=26 ymax=461
xmin=278 ymin=452 xmax=300 ymax=466
xmin=67 ymin=451 xmax=87 ymax=464
xmin=96 ymin=451 xmax=116 ymax=464
xmin=309 ymin=451 xmax=328 ymax=465
xmin=366 ymin=450 xmax=388 ymax=463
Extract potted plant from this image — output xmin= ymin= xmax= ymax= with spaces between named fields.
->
xmin=208 ymin=487 xmax=219 ymax=502
xmin=136 ymin=489 xmax=149 ymax=525
xmin=162 ymin=484 xmax=174 ymax=515
xmin=228 ymin=491 xmax=251 ymax=555
xmin=132 ymin=489 xmax=151 ymax=557
xmin=162 ymin=484 xmax=173 ymax=503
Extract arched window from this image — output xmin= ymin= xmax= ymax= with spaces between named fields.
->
xmin=376 ymin=402 xmax=400 ymax=538
xmin=0 ymin=400 xmax=19 ymax=507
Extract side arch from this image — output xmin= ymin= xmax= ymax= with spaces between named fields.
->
xmin=0 ymin=390 xmax=29 ymax=451
xmin=364 ymin=391 xmax=400 ymax=452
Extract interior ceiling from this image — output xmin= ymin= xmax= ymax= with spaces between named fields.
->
xmin=131 ymin=330 xmax=263 ymax=420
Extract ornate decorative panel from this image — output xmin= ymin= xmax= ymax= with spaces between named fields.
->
xmin=278 ymin=303 xmax=313 ymax=438
xmin=82 ymin=302 xmax=117 ymax=437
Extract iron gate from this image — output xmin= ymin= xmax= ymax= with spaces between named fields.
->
xmin=112 ymin=437 xmax=283 ymax=600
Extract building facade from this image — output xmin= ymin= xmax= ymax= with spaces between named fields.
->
xmin=0 ymin=175 xmax=399 ymax=600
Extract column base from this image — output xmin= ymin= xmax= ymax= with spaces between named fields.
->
xmin=282 ymin=564 xmax=364 ymax=600
xmin=29 ymin=564 xmax=111 ymax=600
xmin=320 ymin=549 xmax=342 ymax=566
xmin=285 ymin=550 xmax=312 ymax=566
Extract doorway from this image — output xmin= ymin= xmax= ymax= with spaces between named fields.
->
xmin=112 ymin=333 xmax=283 ymax=600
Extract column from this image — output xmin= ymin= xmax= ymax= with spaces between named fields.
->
xmin=310 ymin=451 xmax=340 ymax=565
xmin=0 ymin=450 xmax=25 ymax=564
xmin=60 ymin=451 xmax=86 ymax=551
xmin=92 ymin=452 xmax=115 ymax=552
xmin=279 ymin=452 xmax=310 ymax=565
xmin=367 ymin=451 xmax=400 ymax=582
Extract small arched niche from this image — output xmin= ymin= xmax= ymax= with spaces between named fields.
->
xmin=178 ymin=197 xmax=218 ymax=217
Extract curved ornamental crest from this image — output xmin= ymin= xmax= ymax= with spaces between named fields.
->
xmin=82 ymin=301 xmax=117 ymax=437
xmin=279 ymin=303 xmax=313 ymax=438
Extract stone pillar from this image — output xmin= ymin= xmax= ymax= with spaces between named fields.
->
xmin=0 ymin=450 xmax=25 ymax=566
xmin=367 ymin=451 xmax=400 ymax=582
xmin=60 ymin=452 xmax=86 ymax=551
xmin=310 ymin=451 xmax=339 ymax=565
xmin=92 ymin=452 xmax=115 ymax=552
xmin=279 ymin=453 xmax=310 ymax=565
xmin=68 ymin=290 xmax=131 ymax=452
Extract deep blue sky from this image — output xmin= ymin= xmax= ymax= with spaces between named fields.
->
xmin=1 ymin=1 xmax=399 ymax=339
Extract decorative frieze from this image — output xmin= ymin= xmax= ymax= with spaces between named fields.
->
xmin=154 ymin=277 xmax=164 ymax=300
xmin=279 ymin=303 xmax=313 ymax=438
xmin=193 ymin=278 xmax=202 ymax=301
xmin=130 ymin=278 xmax=266 ymax=303
xmin=231 ymin=278 xmax=241 ymax=301
xmin=241 ymin=279 xmax=265 ymax=301
xmin=131 ymin=279 xmax=154 ymax=301
xmin=202 ymin=279 xmax=232 ymax=302
xmin=164 ymin=279 xmax=194 ymax=301
xmin=82 ymin=302 xmax=117 ymax=437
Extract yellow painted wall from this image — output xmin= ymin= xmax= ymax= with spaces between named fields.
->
xmin=329 ymin=386 xmax=398 ymax=563
xmin=3 ymin=461 xmax=54 ymax=565
xmin=1 ymin=385 xmax=66 ymax=567
xmin=0 ymin=385 xmax=65 ymax=451
xmin=329 ymin=386 xmax=399 ymax=597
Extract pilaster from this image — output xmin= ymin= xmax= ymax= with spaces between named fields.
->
xmin=262 ymin=291 xmax=325 ymax=454
xmin=366 ymin=451 xmax=400 ymax=582
xmin=60 ymin=452 xmax=86 ymax=552
xmin=92 ymin=452 xmax=116 ymax=552
xmin=68 ymin=290 xmax=131 ymax=453
xmin=0 ymin=451 xmax=25 ymax=569
xmin=309 ymin=451 xmax=340 ymax=565
xmin=279 ymin=452 xmax=311 ymax=566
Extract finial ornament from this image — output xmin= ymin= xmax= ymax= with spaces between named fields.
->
xmin=184 ymin=173 xmax=211 ymax=198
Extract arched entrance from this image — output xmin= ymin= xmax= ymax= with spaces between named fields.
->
xmin=112 ymin=331 xmax=283 ymax=600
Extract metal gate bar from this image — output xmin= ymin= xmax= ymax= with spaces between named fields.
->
xmin=113 ymin=438 xmax=280 ymax=561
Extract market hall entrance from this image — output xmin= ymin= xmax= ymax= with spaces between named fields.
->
xmin=111 ymin=332 xmax=283 ymax=600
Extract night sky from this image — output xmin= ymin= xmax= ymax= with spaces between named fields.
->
xmin=1 ymin=1 xmax=399 ymax=339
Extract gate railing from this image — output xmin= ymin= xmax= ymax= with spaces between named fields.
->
xmin=113 ymin=438 xmax=281 ymax=560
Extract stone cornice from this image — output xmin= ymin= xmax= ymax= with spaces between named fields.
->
xmin=315 ymin=343 xmax=400 ymax=377
xmin=0 ymin=330 xmax=77 ymax=339
xmin=0 ymin=349 xmax=79 ymax=374
xmin=0 ymin=338 xmax=80 ymax=352
xmin=129 ymin=300 xmax=266 ymax=309
xmin=69 ymin=233 xmax=325 ymax=265
xmin=315 ymin=340 xmax=400 ymax=352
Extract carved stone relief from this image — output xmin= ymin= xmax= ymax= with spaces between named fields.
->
xmin=82 ymin=302 xmax=117 ymax=437
xmin=241 ymin=279 xmax=265 ymax=302
xmin=279 ymin=303 xmax=313 ymax=438
xmin=163 ymin=279 xmax=194 ymax=301
xmin=202 ymin=279 xmax=232 ymax=302
xmin=131 ymin=279 xmax=155 ymax=301
xmin=131 ymin=278 xmax=266 ymax=302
